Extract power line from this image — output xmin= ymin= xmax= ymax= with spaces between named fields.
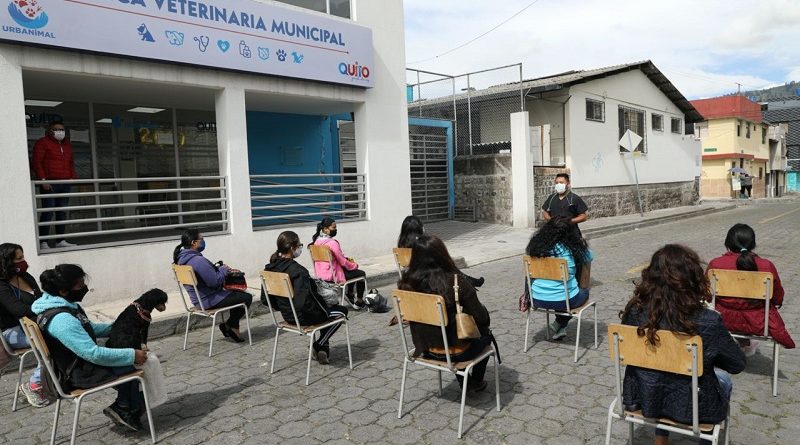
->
xmin=408 ymin=0 xmax=543 ymax=65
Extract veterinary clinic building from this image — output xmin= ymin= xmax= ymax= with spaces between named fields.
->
xmin=0 ymin=0 xmax=410 ymax=304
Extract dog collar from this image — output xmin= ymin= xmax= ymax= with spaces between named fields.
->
xmin=132 ymin=302 xmax=152 ymax=322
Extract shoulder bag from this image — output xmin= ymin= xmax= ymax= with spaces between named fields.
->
xmin=454 ymin=274 xmax=480 ymax=339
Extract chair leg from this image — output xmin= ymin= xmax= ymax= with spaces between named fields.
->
xmin=182 ymin=313 xmax=191 ymax=351
xmin=772 ymin=342 xmax=780 ymax=397
xmin=50 ymin=398 xmax=61 ymax=445
xmin=574 ymin=311 xmax=583 ymax=363
xmin=604 ymin=399 xmax=615 ymax=445
xmin=724 ymin=401 xmax=731 ymax=445
xmin=139 ymin=377 xmax=157 ymax=444
xmin=12 ymin=350 xmax=28 ymax=411
xmin=270 ymin=328 xmax=280 ymax=374
xmin=344 ymin=322 xmax=353 ymax=370
xmin=458 ymin=369 xmax=470 ymax=439
xmin=244 ymin=305 xmax=253 ymax=347
xmin=545 ymin=312 xmax=551 ymax=340
xmin=593 ymin=304 xmax=599 ymax=349
xmin=523 ymin=309 xmax=530 ymax=353
xmin=208 ymin=313 xmax=217 ymax=357
xmin=628 ymin=422 xmax=634 ymax=445
xmin=437 ymin=370 xmax=443 ymax=396
xmin=494 ymin=354 xmax=501 ymax=412
xmin=70 ymin=396 xmax=84 ymax=445
xmin=306 ymin=335 xmax=314 ymax=386
xmin=397 ymin=359 xmax=408 ymax=419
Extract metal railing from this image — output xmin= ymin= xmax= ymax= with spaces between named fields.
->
xmin=32 ymin=176 xmax=228 ymax=249
xmin=250 ymin=173 xmax=367 ymax=227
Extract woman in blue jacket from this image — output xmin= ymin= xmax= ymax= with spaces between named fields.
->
xmin=32 ymin=264 xmax=149 ymax=432
xmin=173 ymin=229 xmax=252 ymax=342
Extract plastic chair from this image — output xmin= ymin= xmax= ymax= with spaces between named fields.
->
xmin=522 ymin=255 xmax=598 ymax=362
xmin=260 ymin=270 xmax=352 ymax=385
xmin=19 ymin=317 xmax=157 ymax=445
xmin=708 ymin=268 xmax=780 ymax=396
xmin=605 ymin=323 xmax=729 ymax=445
xmin=171 ymin=264 xmax=252 ymax=357
xmin=0 ymin=323 xmax=35 ymax=411
xmin=391 ymin=289 xmax=500 ymax=438
xmin=308 ymin=244 xmax=368 ymax=306
xmin=392 ymin=247 xmax=412 ymax=279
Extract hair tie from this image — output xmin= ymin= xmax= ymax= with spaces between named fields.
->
xmin=740 ymin=248 xmax=748 ymax=253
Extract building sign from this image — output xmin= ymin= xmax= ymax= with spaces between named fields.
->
xmin=0 ymin=0 xmax=374 ymax=87
xmin=703 ymin=147 xmax=717 ymax=152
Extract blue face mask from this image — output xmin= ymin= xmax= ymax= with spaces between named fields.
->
xmin=197 ymin=239 xmax=206 ymax=252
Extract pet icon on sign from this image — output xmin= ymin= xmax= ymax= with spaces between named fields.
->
xmin=217 ymin=39 xmax=230 ymax=53
xmin=239 ymin=40 xmax=252 ymax=58
xmin=137 ymin=24 xmax=155 ymax=42
xmin=194 ymin=35 xmax=210 ymax=52
xmin=276 ymin=49 xmax=287 ymax=62
xmin=291 ymin=51 xmax=304 ymax=63
xmin=257 ymin=47 xmax=269 ymax=60
xmin=165 ymin=30 xmax=184 ymax=46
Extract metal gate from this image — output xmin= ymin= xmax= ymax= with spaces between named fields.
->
xmin=408 ymin=118 xmax=454 ymax=222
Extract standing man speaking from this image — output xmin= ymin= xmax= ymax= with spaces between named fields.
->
xmin=541 ymin=173 xmax=589 ymax=226
xmin=32 ymin=121 xmax=77 ymax=249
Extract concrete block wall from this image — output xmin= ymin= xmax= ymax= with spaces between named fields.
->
xmin=454 ymin=154 xmax=513 ymax=225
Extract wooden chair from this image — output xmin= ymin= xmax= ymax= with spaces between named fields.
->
xmin=260 ymin=270 xmax=352 ymax=385
xmin=0 ymin=323 xmax=35 ymax=411
xmin=19 ymin=317 xmax=157 ymax=445
xmin=309 ymin=244 xmax=368 ymax=306
xmin=708 ymin=268 xmax=779 ymax=396
xmin=522 ymin=255 xmax=598 ymax=362
xmin=171 ymin=264 xmax=252 ymax=357
xmin=604 ymin=323 xmax=729 ymax=445
xmin=392 ymin=247 xmax=412 ymax=278
xmin=392 ymin=289 xmax=500 ymax=438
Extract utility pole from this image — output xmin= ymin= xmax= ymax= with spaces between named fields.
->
xmin=736 ymin=82 xmax=742 ymax=95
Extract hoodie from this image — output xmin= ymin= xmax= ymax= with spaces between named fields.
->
xmin=176 ymin=248 xmax=230 ymax=309
xmin=263 ymin=258 xmax=327 ymax=326
xmin=31 ymin=292 xmax=134 ymax=367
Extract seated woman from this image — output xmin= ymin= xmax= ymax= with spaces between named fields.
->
xmin=397 ymin=215 xmax=484 ymax=287
xmin=525 ymin=216 xmax=592 ymax=340
xmin=32 ymin=264 xmax=149 ymax=432
xmin=173 ymin=229 xmax=252 ymax=343
xmin=0 ymin=242 xmax=47 ymax=407
xmin=621 ymin=245 xmax=745 ymax=445
xmin=310 ymin=217 xmax=367 ymax=310
xmin=264 ymin=231 xmax=348 ymax=364
xmin=707 ymin=223 xmax=795 ymax=354
xmin=398 ymin=234 xmax=492 ymax=392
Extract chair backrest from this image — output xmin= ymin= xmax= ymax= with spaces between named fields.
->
xmin=171 ymin=264 xmax=204 ymax=312
xmin=393 ymin=247 xmax=412 ymax=269
xmin=607 ymin=323 xmax=704 ymax=433
xmin=19 ymin=317 xmax=69 ymax=398
xmin=309 ymin=244 xmax=333 ymax=264
xmin=523 ymin=255 xmax=571 ymax=309
xmin=259 ymin=271 xmax=299 ymax=327
xmin=392 ymin=289 xmax=457 ymax=369
xmin=707 ymin=268 xmax=772 ymax=336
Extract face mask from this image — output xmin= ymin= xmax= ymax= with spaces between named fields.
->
xmin=554 ymin=183 xmax=567 ymax=194
xmin=293 ymin=245 xmax=303 ymax=258
xmin=328 ymin=229 xmax=338 ymax=238
xmin=52 ymin=130 xmax=66 ymax=141
xmin=66 ymin=285 xmax=89 ymax=303
xmin=196 ymin=239 xmax=206 ymax=252
xmin=14 ymin=260 xmax=29 ymax=276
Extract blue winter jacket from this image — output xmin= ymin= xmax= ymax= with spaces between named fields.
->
xmin=31 ymin=293 xmax=134 ymax=367
xmin=176 ymin=248 xmax=230 ymax=309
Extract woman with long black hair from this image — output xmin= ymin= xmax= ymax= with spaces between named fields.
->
xmin=525 ymin=216 xmax=592 ymax=340
xmin=310 ymin=217 xmax=367 ymax=309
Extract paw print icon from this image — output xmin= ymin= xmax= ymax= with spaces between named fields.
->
xmin=276 ymin=49 xmax=287 ymax=62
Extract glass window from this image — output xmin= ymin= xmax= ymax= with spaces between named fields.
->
xmin=671 ymin=117 xmax=682 ymax=134
xmin=737 ymin=120 xmax=742 ymax=137
xmin=585 ymin=99 xmax=604 ymax=122
xmin=618 ymin=105 xmax=646 ymax=153
xmin=330 ymin=0 xmax=351 ymax=18
xmin=26 ymin=101 xmax=92 ymax=179
xmin=746 ymin=122 xmax=751 ymax=138
xmin=651 ymin=113 xmax=663 ymax=132
xmin=275 ymin=0 xmax=326 ymax=13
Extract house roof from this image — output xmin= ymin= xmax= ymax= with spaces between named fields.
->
xmin=763 ymin=107 xmax=800 ymax=124
xmin=691 ymin=96 xmax=762 ymax=122
xmin=410 ymin=60 xmax=704 ymax=123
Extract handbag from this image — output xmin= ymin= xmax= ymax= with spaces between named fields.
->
xmin=313 ymin=278 xmax=342 ymax=307
xmin=453 ymin=274 xmax=480 ymax=340
xmin=223 ymin=271 xmax=248 ymax=291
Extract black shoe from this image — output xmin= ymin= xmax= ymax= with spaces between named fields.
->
xmin=314 ymin=343 xmax=330 ymax=365
xmin=475 ymin=277 xmax=485 ymax=288
xmin=219 ymin=323 xmax=245 ymax=343
xmin=103 ymin=404 xmax=141 ymax=432
xmin=467 ymin=380 xmax=488 ymax=393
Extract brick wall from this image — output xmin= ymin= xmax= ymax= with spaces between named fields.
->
xmin=701 ymin=177 xmax=767 ymax=199
xmin=453 ymin=154 xmax=513 ymax=225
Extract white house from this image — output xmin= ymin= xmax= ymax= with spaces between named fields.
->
xmin=0 ymin=0 xmax=410 ymax=304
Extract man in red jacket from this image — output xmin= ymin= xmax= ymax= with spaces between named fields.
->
xmin=32 ymin=121 xmax=77 ymax=249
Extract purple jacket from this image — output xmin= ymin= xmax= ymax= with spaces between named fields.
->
xmin=176 ymin=248 xmax=230 ymax=309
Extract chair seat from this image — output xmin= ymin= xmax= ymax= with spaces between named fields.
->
xmin=68 ymin=370 xmax=144 ymax=397
xmin=189 ymin=305 xmax=236 ymax=316
xmin=415 ymin=345 xmax=494 ymax=370
xmin=278 ymin=318 xmax=344 ymax=333
xmin=624 ymin=409 xmax=716 ymax=433
xmin=533 ymin=298 xmax=594 ymax=314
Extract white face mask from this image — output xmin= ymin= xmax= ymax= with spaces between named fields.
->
xmin=292 ymin=245 xmax=303 ymax=258
xmin=52 ymin=130 xmax=66 ymax=141
xmin=554 ymin=183 xmax=567 ymax=194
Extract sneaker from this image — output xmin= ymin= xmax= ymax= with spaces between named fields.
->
xmin=55 ymin=240 xmax=77 ymax=248
xmin=550 ymin=322 xmax=567 ymax=340
xmin=20 ymin=382 xmax=50 ymax=408
xmin=103 ymin=404 xmax=141 ymax=432
xmin=467 ymin=380 xmax=488 ymax=393
xmin=316 ymin=348 xmax=330 ymax=365
xmin=742 ymin=340 xmax=760 ymax=357
xmin=40 ymin=242 xmax=49 ymax=250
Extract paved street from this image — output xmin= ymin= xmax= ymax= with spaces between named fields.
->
xmin=1 ymin=200 xmax=798 ymax=444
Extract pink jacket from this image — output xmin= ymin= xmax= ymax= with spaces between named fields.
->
xmin=313 ymin=236 xmax=357 ymax=283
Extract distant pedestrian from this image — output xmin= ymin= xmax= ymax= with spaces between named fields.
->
xmin=742 ymin=173 xmax=753 ymax=198
xmin=32 ymin=121 xmax=77 ymax=249
xmin=541 ymin=173 xmax=588 ymax=226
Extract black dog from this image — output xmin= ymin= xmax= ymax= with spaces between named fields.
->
xmin=106 ymin=289 xmax=168 ymax=350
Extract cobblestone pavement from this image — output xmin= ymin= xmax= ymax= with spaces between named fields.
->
xmin=2 ymin=201 xmax=798 ymax=444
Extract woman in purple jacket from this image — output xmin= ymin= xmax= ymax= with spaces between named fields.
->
xmin=173 ymin=229 xmax=252 ymax=342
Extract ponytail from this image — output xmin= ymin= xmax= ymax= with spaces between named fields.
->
xmin=723 ymin=223 xmax=757 ymax=272
xmin=309 ymin=217 xmax=335 ymax=247
xmin=736 ymin=249 xmax=758 ymax=272
xmin=40 ymin=264 xmax=86 ymax=296
xmin=273 ymin=231 xmax=300 ymax=264
xmin=173 ymin=228 xmax=200 ymax=264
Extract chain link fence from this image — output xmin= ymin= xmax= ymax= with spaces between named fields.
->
xmin=407 ymin=64 xmax=524 ymax=156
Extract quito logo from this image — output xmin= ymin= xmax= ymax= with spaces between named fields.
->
xmin=8 ymin=0 xmax=48 ymax=29
xmin=338 ymin=61 xmax=370 ymax=80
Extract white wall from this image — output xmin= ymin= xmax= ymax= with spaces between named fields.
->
xmin=565 ymin=70 xmax=701 ymax=189
xmin=0 ymin=0 xmax=410 ymax=305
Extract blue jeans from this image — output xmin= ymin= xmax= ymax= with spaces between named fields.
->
xmin=2 ymin=326 xmax=42 ymax=385
xmin=39 ymin=184 xmax=71 ymax=243
xmin=655 ymin=368 xmax=733 ymax=444
xmin=532 ymin=288 xmax=590 ymax=328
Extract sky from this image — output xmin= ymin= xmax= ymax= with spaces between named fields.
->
xmin=403 ymin=0 xmax=800 ymax=99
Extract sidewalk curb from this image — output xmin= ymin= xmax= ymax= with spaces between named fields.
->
xmin=581 ymin=204 xmax=737 ymax=240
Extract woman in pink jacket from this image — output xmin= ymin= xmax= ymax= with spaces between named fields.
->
xmin=310 ymin=217 xmax=367 ymax=309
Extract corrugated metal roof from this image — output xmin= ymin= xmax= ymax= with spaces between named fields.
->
xmin=764 ymin=107 xmax=800 ymax=124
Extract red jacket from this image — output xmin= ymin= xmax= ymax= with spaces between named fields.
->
xmin=32 ymin=134 xmax=75 ymax=180
xmin=707 ymin=252 xmax=794 ymax=348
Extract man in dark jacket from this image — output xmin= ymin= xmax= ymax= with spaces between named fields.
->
xmin=32 ymin=121 xmax=77 ymax=249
